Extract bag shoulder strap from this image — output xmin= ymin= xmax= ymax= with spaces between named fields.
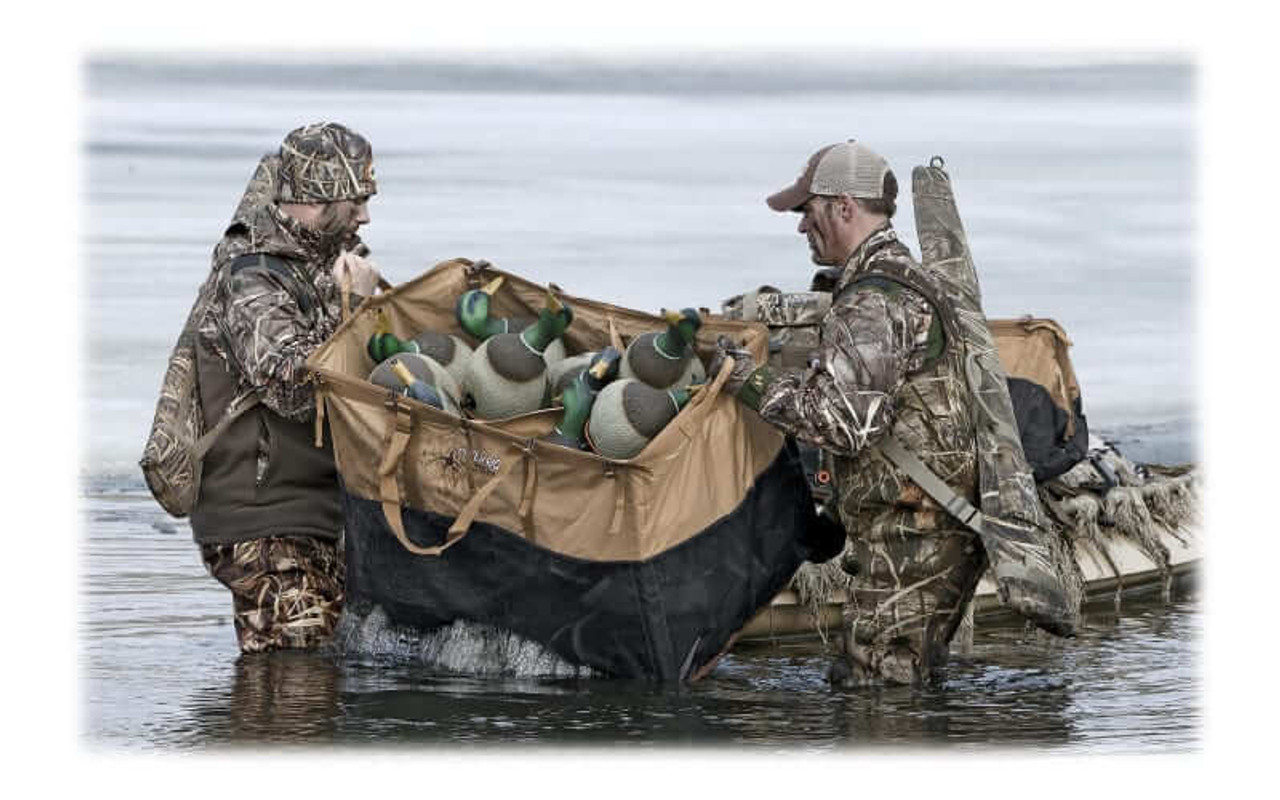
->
xmin=847 ymin=262 xmax=983 ymax=533
xmin=193 ymin=394 xmax=262 ymax=460
xmin=230 ymin=252 xmax=316 ymax=316
xmin=874 ymin=434 xmax=984 ymax=535
xmin=844 ymin=259 xmax=962 ymax=346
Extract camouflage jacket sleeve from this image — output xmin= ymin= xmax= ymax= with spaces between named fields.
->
xmin=750 ymin=284 xmax=935 ymax=457
xmin=217 ymin=267 xmax=338 ymax=423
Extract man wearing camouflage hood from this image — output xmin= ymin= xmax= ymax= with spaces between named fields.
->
xmin=712 ymin=141 xmax=1006 ymax=686
xmin=191 ymin=122 xmax=381 ymax=653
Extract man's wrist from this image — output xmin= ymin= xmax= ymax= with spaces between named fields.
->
xmin=734 ymin=365 xmax=776 ymax=411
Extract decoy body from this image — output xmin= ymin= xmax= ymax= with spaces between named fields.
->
xmin=409 ymin=330 xmax=473 ymax=392
xmin=463 ymin=291 xmax=574 ymax=420
xmin=585 ymin=378 xmax=694 ymax=460
xmin=619 ymin=308 xmax=705 ymax=391
xmin=368 ymin=353 xmax=462 ymax=416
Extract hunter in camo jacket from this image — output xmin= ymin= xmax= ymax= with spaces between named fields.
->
xmin=191 ymin=122 xmax=380 ymax=653
xmin=712 ymin=142 xmax=986 ymax=687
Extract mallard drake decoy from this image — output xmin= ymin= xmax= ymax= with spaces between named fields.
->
xmin=368 ymin=353 xmax=462 ymax=415
xmin=463 ymin=291 xmax=574 ymax=419
xmin=585 ymin=378 xmax=694 ymax=460
xmin=455 ymin=275 xmax=511 ymax=341
xmin=545 ymin=348 xmax=612 ymax=404
xmin=619 ymin=307 xmax=705 ymax=391
xmin=367 ymin=308 xmax=476 ymax=391
xmin=543 ymin=347 xmax=622 ymax=450
xmin=366 ymin=308 xmax=417 ymax=363
xmin=456 ymin=274 xmax=568 ymax=364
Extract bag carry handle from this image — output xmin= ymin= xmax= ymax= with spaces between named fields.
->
xmin=376 ymin=400 xmax=523 ymax=557
xmin=339 ymin=268 xmax=395 ymax=324
xmin=607 ymin=315 xmax=626 ymax=353
xmin=674 ymin=354 xmax=734 ymax=439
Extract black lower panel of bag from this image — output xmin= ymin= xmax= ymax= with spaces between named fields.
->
xmin=1007 ymin=377 xmax=1090 ymax=483
xmin=340 ymin=442 xmax=831 ymax=681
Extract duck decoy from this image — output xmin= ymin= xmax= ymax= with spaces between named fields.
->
xmin=463 ymin=291 xmax=574 ymax=419
xmin=543 ymin=347 xmax=623 ymax=451
xmin=456 ymin=274 xmax=567 ymax=364
xmin=619 ymin=307 xmax=705 ymax=391
xmin=368 ymin=353 xmax=462 ymax=415
xmin=585 ymin=378 xmax=694 ymax=460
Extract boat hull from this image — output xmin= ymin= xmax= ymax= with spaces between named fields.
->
xmin=739 ymin=524 xmax=1200 ymax=642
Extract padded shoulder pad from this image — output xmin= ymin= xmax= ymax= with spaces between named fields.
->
xmin=229 ymin=253 xmax=315 ymax=315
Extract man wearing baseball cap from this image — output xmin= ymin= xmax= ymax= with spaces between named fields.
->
xmin=189 ymin=122 xmax=382 ymax=653
xmin=711 ymin=140 xmax=989 ymax=687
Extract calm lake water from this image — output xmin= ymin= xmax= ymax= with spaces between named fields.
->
xmin=81 ymin=54 xmax=1199 ymax=751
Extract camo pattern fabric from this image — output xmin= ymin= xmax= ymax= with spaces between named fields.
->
xmin=912 ymin=163 xmax=1082 ymax=636
xmin=197 ymin=154 xmax=364 ymax=423
xmin=750 ymin=226 xmax=985 ymax=686
xmin=139 ymin=275 xmax=217 ymax=516
xmin=201 ymin=535 xmax=344 ymax=653
xmin=277 ymin=122 xmax=377 ymax=204
xmin=721 ymin=289 xmax=830 ymax=373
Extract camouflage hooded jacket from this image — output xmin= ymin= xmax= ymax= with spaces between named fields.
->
xmin=197 ymin=155 xmax=363 ymax=421
xmin=189 ymin=155 xmax=364 ymax=545
xmin=752 ymin=226 xmax=979 ymax=537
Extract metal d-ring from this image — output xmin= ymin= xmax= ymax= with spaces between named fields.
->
xmin=930 ymin=155 xmax=945 ymax=169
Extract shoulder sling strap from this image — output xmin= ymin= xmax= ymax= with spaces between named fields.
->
xmin=845 ymin=261 xmax=984 ymax=536
xmin=196 ymin=253 xmax=310 ymax=458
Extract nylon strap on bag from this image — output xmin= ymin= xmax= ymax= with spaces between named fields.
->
xmin=193 ymin=394 xmax=261 ymax=460
xmin=339 ymin=270 xmax=395 ymax=324
xmin=376 ymin=396 xmax=526 ymax=556
xmin=444 ymin=453 xmax=522 ymax=544
xmin=874 ymin=434 xmax=985 ymax=535
xmin=516 ymin=439 xmax=539 ymax=543
xmin=377 ymin=400 xmax=417 ymax=549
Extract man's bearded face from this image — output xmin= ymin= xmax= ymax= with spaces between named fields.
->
xmin=312 ymin=198 xmax=371 ymax=240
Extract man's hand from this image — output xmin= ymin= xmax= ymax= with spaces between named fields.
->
xmin=708 ymin=335 xmax=760 ymax=396
xmin=332 ymin=250 xmax=381 ymax=296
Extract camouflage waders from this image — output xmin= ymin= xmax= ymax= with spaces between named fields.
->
xmin=201 ymin=535 xmax=344 ymax=653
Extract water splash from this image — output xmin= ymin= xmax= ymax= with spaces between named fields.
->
xmin=332 ymin=606 xmax=594 ymax=679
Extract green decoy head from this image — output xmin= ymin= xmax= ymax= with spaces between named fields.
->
xmin=455 ymin=275 xmax=507 ymax=340
xmin=521 ymin=290 xmax=575 ymax=353
xmin=668 ymin=385 xmax=694 ymax=410
xmin=662 ymin=307 xmax=703 ymax=349
xmin=546 ymin=357 xmax=600 ymax=451
xmin=585 ymin=346 xmax=622 ymax=391
xmin=366 ymin=308 xmax=420 ymax=363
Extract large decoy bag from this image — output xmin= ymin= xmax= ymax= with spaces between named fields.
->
xmin=305 ymin=259 xmax=837 ymax=680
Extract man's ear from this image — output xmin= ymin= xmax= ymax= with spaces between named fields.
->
xmin=838 ymin=195 xmax=858 ymax=222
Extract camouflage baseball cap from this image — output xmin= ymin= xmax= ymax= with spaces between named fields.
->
xmin=767 ymin=140 xmax=890 ymax=211
xmin=277 ymin=122 xmax=377 ymax=204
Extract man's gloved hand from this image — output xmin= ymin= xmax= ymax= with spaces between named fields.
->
xmin=332 ymin=249 xmax=381 ymax=296
xmin=708 ymin=335 xmax=777 ymax=411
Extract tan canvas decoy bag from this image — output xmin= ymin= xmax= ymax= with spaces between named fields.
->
xmin=306 ymin=258 xmax=840 ymax=680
